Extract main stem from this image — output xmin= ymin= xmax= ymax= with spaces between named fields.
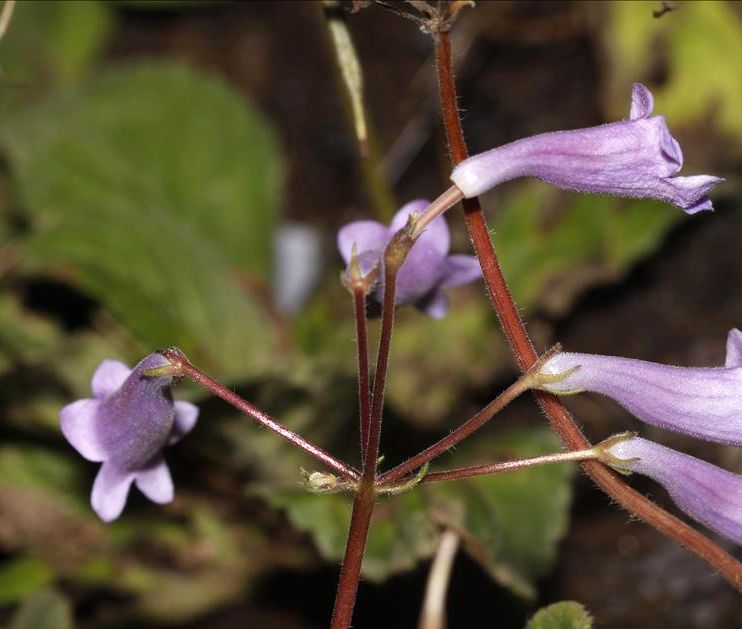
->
xmin=434 ymin=30 xmax=742 ymax=592
xmin=331 ymin=262 xmax=402 ymax=628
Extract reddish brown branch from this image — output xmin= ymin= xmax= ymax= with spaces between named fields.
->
xmin=160 ymin=349 xmax=360 ymax=482
xmin=353 ymin=288 xmax=373 ymax=464
xmin=434 ymin=30 xmax=742 ymax=592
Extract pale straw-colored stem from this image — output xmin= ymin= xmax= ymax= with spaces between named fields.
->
xmin=418 ymin=530 xmax=460 ymax=629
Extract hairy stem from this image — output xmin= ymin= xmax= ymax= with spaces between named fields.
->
xmin=331 ymin=239 xmax=406 ymax=627
xmin=434 ymin=29 xmax=742 ymax=591
xmin=365 ymin=244 xmax=405 ymax=481
xmin=353 ymin=287 xmax=372 ymax=464
xmin=378 ymin=373 xmax=530 ymax=484
xmin=420 ymin=448 xmax=597 ymax=484
xmin=330 ymin=482 xmax=376 ymax=629
xmin=159 ymin=349 xmax=359 ymax=482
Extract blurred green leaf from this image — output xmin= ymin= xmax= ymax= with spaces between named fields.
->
xmin=429 ymin=428 xmax=575 ymax=598
xmin=387 ymin=298 xmax=505 ymax=426
xmin=0 ymin=0 xmax=113 ymax=88
xmin=493 ymin=183 xmax=681 ymax=313
xmin=526 ymin=601 xmax=593 ymax=629
xmin=264 ymin=488 xmax=437 ymax=582
xmin=0 ymin=558 xmax=54 ymax=605
xmin=264 ymin=427 xmax=573 ymax=593
xmin=0 ymin=293 xmax=61 ymax=375
xmin=0 ymin=62 xmax=282 ymax=375
xmin=0 ymin=445 xmax=82 ymax=497
xmin=8 ymin=588 xmax=73 ymax=629
xmin=606 ymin=0 xmax=742 ymax=143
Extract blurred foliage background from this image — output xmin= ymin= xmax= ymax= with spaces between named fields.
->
xmin=0 ymin=1 xmax=740 ymax=627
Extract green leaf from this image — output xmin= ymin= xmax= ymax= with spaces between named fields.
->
xmin=605 ymin=0 xmax=742 ymax=142
xmin=493 ymin=183 xmax=681 ymax=314
xmin=263 ymin=427 xmax=573 ymax=592
xmin=526 ymin=601 xmax=593 ymax=629
xmin=1 ymin=0 xmax=113 ymax=88
xmin=0 ymin=293 xmax=61 ymax=375
xmin=9 ymin=588 xmax=73 ymax=629
xmin=428 ymin=428 xmax=576 ymax=598
xmin=0 ymin=445 xmax=82 ymax=497
xmin=0 ymin=559 xmax=54 ymax=605
xmin=0 ymin=62 xmax=282 ymax=375
xmin=263 ymin=487 xmax=438 ymax=583
xmin=387 ymin=298 xmax=507 ymax=426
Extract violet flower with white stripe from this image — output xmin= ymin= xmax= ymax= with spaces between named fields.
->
xmin=605 ymin=436 xmax=742 ymax=545
xmin=60 ymin=352 xmax=198 ymax=522
xmin=337 ymin=200 xmax=481 ymax=318
xmin=450 ymin=83 xmax=723 ymax=213
xmin=536 ymin=329 xmax=742 ymax=445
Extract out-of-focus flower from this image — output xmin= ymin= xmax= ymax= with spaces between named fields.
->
xmin=535 ymin=329 xmax=742 ymax=445
xmin=273 ymin=222 xmax=323 ymax=315
xmin=450 ymin=83 xmax=723 ymax=213
xmin=606 ymin=436 xmax=742 ymax=545
xmin=337 ymin=200 xmax=481 ymax=318
xmin=60 ymin=352 xmax=198 ymax=522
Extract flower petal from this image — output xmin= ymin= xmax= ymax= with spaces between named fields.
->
xmin=98 ymin=353 xmax=176 ymax=469
xmin=168 ymin=400 xmax=199 ymax=445
xmin=91 ymin=359 xmax=131 ymax=399
xmin=539 ymin=350 xmax=742 ymax=445
xmin=390 ymin=200 xmax=452 ymax=303
xmin=656 ymin=175 xmax=724 ymax=213
xmin=135 ymin=457 xmax=174 ymax=504
xmin=390 ymin=199 xmax=450 ymax=257
xmin=629 ymin=82 xmax=654 ymax=120
xmin=440 ymin=255 xmax=482 ymax=288
xmin=60 ymin=399 xmax=106 ymax=462
xmin=609 ymin=437 xmax=742 ymax=545
xmin=91 ymin=462 xmax=135 ymax=522
xmin=337 ymin=220 xmax=389 ymax=265
xmin=419 ymin=289 xmax=450 ymax=319
xmin=449 ymin=83 xmax=722 ymax=213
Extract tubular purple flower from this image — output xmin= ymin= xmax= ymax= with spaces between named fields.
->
xmin=337 ymin=200 xmax=481 ymax=318
xmin=606 ymin=436 xmax=742 ymax=545
xmin=536 ymin=329 xmax=742 ymax=446
xmin=60 ymin=352 xmax=199 ymax=522
xmin=450 ymin=83 xmax=723 ymax=213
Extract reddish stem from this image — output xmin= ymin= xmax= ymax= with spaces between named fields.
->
xmin=434 ymin=30 xmax=742 ymax=591
xmin=353 ymin=287 xmax=372 ymax=464
xmin=160 ymin=349 xmax=360 ymax=482
xmin=331 ymin=252 xmax=403 ymax=628
xmin=419 ymin=448 xmax=595 ymax=484
xmin=330 ymin=483 xmax=376 ymax=629
xmin=378 ymin=374 xmax=530 ymax=484
xmin=364 ymin=265 xmax=398 ymax=481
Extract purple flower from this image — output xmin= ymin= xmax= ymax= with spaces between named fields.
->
xmin=60 ymin=353 xmax=198 ymax=522
xmin=337 ymin=200 xmax=481 ymax=318
xmin=450 ymin=83 xmax=723 ymax=213
xmin=606 ymin=436 xmax=742 ymax=545
xmin=537 ymin=329 xmax=742 ymax=445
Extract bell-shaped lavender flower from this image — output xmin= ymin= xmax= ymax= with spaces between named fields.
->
xmin=606 ymin=436 xmax=742 ymax=545
xmin=450 ymin=83 xmax=723 ymax=213
xmin=60 ymin=352 xmax=198 ymax=522
xmin=536 ymin=329 xmax=742 ymax=446
xmin=337 ymin=200 xmax=481 ymax=318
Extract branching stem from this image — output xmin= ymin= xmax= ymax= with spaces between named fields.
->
xmin=159 ymin=349 xmax=360 ymax=482
xmin=434 ymin=28 xmax=742 ymax=592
